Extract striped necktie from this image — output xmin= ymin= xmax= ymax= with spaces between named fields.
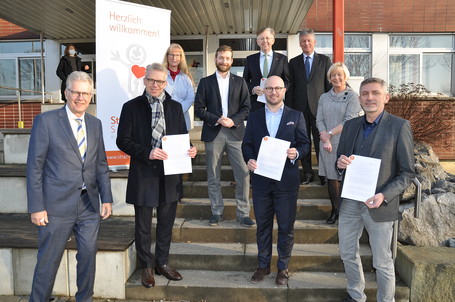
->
xmin=76 ymin=118 xmax=87 ymax=161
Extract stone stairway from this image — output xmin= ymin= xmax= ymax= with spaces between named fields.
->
xmin=122 ymin=126 xmax=410 ymax=302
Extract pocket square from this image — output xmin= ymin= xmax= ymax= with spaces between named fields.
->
xmin=286 ymin=121 xmax=295 ymax=125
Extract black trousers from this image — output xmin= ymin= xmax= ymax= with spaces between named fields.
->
xmin=134 ymin=200 xmax=177 ymax=268
xmin=301 ymin=111 xmax=320 ymax=175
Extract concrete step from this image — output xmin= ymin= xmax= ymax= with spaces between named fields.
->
xmin=177 ymin=198 xmax=332 ymax=220
xmin=166 ymin=242 xmax=373 ymax=272
xmin=172 ymin=218 xmax=368 ymax=244
xmin=183 ymin=181 xmax=329 ymax=199
xmin=192 ymin=152 xmax=319 ymax=166
xmin=125 ymin=269 xmax=410 ymax=302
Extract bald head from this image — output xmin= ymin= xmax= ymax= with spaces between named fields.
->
xmin=264 ymin=76 xmax=286 ymax=110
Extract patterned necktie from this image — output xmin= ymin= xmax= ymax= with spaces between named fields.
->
xmin=263 ymin=54 xmax=269 ymax=78
xmin=76 ymin=118 xmax=86 ymax=161
xmin=151 ymin=97 xmax=166 ymax=149
xmin=305 ymin=56 xmax=311 ymax=79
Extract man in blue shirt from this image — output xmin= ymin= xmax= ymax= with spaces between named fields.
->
xmin=242 ymin=75 xmax=310 ymax=286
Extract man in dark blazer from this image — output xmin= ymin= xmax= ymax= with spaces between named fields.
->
xmin=27 ymin=71 xmax=112 ymax=302
xmin=288 ymin=29 xmax=332 ymax=185
xmin=243 ymin=27 xmax=290 ymax=112
xmin=194 ymin=45 xmax=254 ymax=227
xmin=336 ymin=78 xmax=415 ymax=302
xmin=117 ymin=63 xmax=197 ymax=288
xmin=242 ymin=75 xmax=310 ymax=286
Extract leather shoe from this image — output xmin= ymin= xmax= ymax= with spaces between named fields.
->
xmin=326 ymin=212 xmax=338 ymax=224
xmin=155 ymin=264 xmax=182 ymax=281
xmin=342 ymin=294 xmax=357 ymax=302
xmin=301 ymin=173 xmax=314 ymax=185
xmin=141 ymin=268 xmax=155 ymax=288
xmin=319 ymin=175 xmax=327 ymax=185
xmin=251 ymin=267 xmax=270 ymax=284
xmin=275 ymin=269 xmax=289 ymax=286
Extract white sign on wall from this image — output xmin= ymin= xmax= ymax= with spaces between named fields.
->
xmin=96 ymin=0 xmax=170 ymax=169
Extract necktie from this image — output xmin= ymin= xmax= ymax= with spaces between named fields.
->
xmin=76 ymin=118 xmax=86 ymax=161
xmin=151 ymin=97 xmax=166 ymax=149
xmin=305 ymin=56 xmax=311 ymax=79
xmin=263 ymin=54 xmax=269 ymax=78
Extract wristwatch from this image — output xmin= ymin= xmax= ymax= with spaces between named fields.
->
xmin=328 ymin=130 xmax=333 ymax=137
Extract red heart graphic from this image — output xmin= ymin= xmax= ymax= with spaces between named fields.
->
xmin=131 ymin=65 xmax=146 ymax=79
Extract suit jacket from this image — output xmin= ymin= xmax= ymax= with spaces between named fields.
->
xmin=242 ymin=106 xmax=310 ymax=191
xmin=27 ymin=107 xmax=112 ymax=216
xmin=116 ymin=91 xmax=187 ymax=207
xmin=287 ymin=52 xmax=332 ymax=116
xmin=194 ymin=72 xmax=250 ymax=142
xmin=337 ymin=111 xmax=415 ymax=222
xmin=243 ymin=51 xmax=291 ymax=112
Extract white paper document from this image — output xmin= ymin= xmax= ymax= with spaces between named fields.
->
xmin=161 ymin=134 xmax=192 ymax=175
xmin=341 ymin=154 xmax=381 ymax=202
xmin=257 ymin=78 xmax=267 ymax=104
xmin=254 ymin=136 xmax=290 ymax=181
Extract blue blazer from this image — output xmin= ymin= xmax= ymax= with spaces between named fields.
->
xmin=242 ymin=105 xmax=310 ymax=191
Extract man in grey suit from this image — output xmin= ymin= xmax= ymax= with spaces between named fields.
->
xmin=27 ymin=71 xmax=113 ymax=302
xmin=336 ymin=78 xmax=415 ymax=302
xmin=288 ymin=29 xmax=332 ymax=185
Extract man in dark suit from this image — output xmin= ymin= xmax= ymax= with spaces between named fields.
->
xmin=242 ymin=75 xmax=310 ymax=286
xmin=288 ymin=29 xmax=332 ymax=185
xmin=336 ymin=78 xmax=415 ymax=302
xmin=117 ymin=63 xmax=197 ymax=288
xmin=195 ymin=45 xmax=254 ymax=227
xmin=243 ymin=27 xmax=290 ymax=112
xmin=27 ymin=71 xmax=113 ymax=302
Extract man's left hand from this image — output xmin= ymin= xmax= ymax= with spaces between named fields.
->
xmin=188 ymin=146 xmax=197 ymax=158
xmin=101 ymin=203 xmax=112 ymax=219
xmin=365 ymin=193 xmax=385 ymax=208
xmin=287 ymin=148 xmax=298 ymax=160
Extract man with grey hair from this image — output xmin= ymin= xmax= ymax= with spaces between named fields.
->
xmin=288 ymin=28 xmax=332 ymax=185
xmin=243 ymin=27 xmax=290 ymax=112
xmin=336 ymin=77 xmax=415 ymax=302
xmin=117 ymin=63 xmax=197 ymax=288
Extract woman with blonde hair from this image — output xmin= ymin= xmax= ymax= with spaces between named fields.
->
xmin=316 ymin=62 xmax=362 ymax=224
xmin=163 ymin=43 xmax=195 ymax=130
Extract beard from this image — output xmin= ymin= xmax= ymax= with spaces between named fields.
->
xmin=216 ymin=62 xmax=231 ymax=73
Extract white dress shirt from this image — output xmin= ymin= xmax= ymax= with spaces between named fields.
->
xmin=216 ymin=70 xmax=230 ymax=117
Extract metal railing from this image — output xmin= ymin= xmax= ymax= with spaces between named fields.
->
xmin=0 ymin=85 xmax=54 ymax=128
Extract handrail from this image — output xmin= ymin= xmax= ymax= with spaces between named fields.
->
xmin=0 ymin=85 xmax=54 ymax=99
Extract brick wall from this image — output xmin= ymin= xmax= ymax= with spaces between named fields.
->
xmin=0 ymin=103 xmax=41 ymax=129
xmin=0 ymin=19 xmax=39 ymax=39
xmin=303 ymin=0 xmax=455 ymax=32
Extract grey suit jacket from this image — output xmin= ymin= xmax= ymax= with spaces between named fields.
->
xmin=337 ymin=111 xmax=415 ymax=222
xmin=27 ymin=107 xmax=112 ymax=216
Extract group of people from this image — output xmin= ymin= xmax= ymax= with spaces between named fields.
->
xmin=27 ymin=27 xmax=415 ymax=302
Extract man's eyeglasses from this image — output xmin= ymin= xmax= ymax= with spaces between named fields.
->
xmin=264 ymin=86 xmax=285 ymax=93
xmin=68 ymin=89 xmax=92 ymax=99
xmin=145 ymin=78 xmax=166 ymax=86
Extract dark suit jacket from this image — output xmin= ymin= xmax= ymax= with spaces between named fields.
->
xmin=242 ymin=106 xmax=310 ymax=191
xmin=337 ymin=111 xmax=415 ymax=222
xmin=287 ymin=52 xmax=332 ymax=116
xmin=116 ymin=91 xmax=187 ymax=207
xmin=243 ymin=51 xmax=291 ymax=112
xmin=194 ymin=72 xmax=250 ymax=142
xmin=27 ymin=107 xmax=112 ymax=216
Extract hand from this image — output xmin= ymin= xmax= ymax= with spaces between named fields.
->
xmin=253 ymin=86 xmax=264 ymax=96
xmin=149 ymin=148 xmax=168 ymax=160
xmin=101 ymin=203 xmax=112 ymax=219
xmin=365 ymin=193 xmax=385 ymax=208
xmin=320 ymin=131 xmax=331 ymax=142
xmin=247 ymin=159 xmax=257 ymax=171
xmin=31 ymin=210 xmax=48 ymax=226
xmin=337 ymin=154 xmax=352 ymax=169
xmin=217 ymin=117 xmax=234 ymax=128
xmin=323 ymin=141 xmax=332 ymax=153
xmin=188 ymin=146 xmax=197 ymax=158
xmin=287 ymin=148 xmax=298 ymax=160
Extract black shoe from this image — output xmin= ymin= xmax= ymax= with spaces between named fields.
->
xmin=209 ymin=214 xmax=223 ymax=226
xmin=155 ymin=264 xmax=183 ymax=281
xmin=326 ymin=212 xmax=338 ymax=224
xmin=301 ymin=173 xmax=314 ymax=185
xmin=342 ymin=294 xmax=357 ymax=302
xmin=237 ymin=216 xmax=256 ymax=227
xmin=319 ymin=176 xmax=327 ymax=185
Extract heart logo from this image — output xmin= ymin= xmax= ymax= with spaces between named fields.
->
xmin=131 ymin=65 xmax=146 ymax=79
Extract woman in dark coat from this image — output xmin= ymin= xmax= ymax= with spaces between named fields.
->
xmin=56 ymin=44 xmax=82 ymax=102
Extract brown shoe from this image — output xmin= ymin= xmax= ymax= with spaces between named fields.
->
xmin=251 ymin=267 xmax=271 ymax=284
xmin=141 ymin=268 xmax=155 ymax=288
xmin=155 ymin=264 xmax=183 ymax=281
xmin=275 ymin=269 xmax=289 ymax=286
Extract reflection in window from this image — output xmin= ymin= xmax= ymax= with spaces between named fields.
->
xmin=0 ymin=59 xmax=16 ymax=96
xmin=423 ymin=54 xmax=452 ymax=94
xmin=19 ymin=58 xmax=42 ymax=96
xmin=389 ymin=54 xmax=420 ymax=86
xmin=0 ymin=41 xmax=42 ymax=53
xmin=390 ymin=35 xmax=453 ymax=48
xmin=345 ymin=54 xmax=371 ymax=79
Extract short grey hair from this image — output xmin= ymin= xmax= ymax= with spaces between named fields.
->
xmin=299 ymin=29 xmax=315 ymax=39
xmin=146 ymin=63 xmax=167 ymax=75
xmin=66 ymin=71 xmax=93 ymax=92
xmin=257 ymin=27 xmax=275 ymax=37
xmin=327 ymin=62 xmax=350 ymax=82
xmin=360 ymin=77 xmax=388 ymax=93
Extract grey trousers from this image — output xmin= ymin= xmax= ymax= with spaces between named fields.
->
xmin=339 ymin=199 xmax=395 ymax=302
xmin=205 ymin=127 xmax=250 ymax=218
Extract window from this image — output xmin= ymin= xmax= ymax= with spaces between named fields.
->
xmin=389 ymin=35 xmax=454 ymax=96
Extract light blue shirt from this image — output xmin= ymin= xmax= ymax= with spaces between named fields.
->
xmin=165 ymin=71 xmax=195 ymax=130
xmin=265 ymin=103 xmax=284 ymax=138
xmin=260 ymin=50 xmax=273 ymax=78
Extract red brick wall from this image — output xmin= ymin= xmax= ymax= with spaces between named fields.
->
xmin=0 ymin=19 xmax=39 ymax=39
xmin=303 ymin=0 xmax=455 ymax=32
xmin=0 ymin=103 xmax=41 ymax=129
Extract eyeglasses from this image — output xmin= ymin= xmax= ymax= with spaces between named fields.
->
xmin=145 ymin=78 xmax=166 ymax=86
xmin=257 ymin=37 xmax=274 ymax=42
xmin=168 ymin=54 xmax=181 ymax=58
xmin=68 ymin=89 xmax=92 ymax=99
xmin=264 ymin=86 xmax=285 ymax=93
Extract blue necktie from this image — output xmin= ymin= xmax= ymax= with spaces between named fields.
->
xmin=76 ymin=118 xmax=86 ymax=162
xmin=305 ymin=56 xmax=310 ymax=79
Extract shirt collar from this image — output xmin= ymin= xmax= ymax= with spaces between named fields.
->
xmin=363 ymin=110 xmax=385 ymax=126
xmin=261 ymin=50 xmax=273 ymax=57
xmin=216 ymin=70 xmax=230 ymax=80
xmin=265 ymin=103 xmax=284 ymax=114
xmin=304 ymin=52 xmax=314 ymax=60
xmin=65 ymin=105 xmax=85 ymax=121
xmin=146 ymin=91 xmax=165 ymax=104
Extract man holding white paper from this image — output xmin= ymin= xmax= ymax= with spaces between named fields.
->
xmin=117 ymin=63 xmax=197 ymax=288
xmin=242 ymin=75 xmax=309 ymax=286
xmin=336 ymin=78 xmax=415 ymax=302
